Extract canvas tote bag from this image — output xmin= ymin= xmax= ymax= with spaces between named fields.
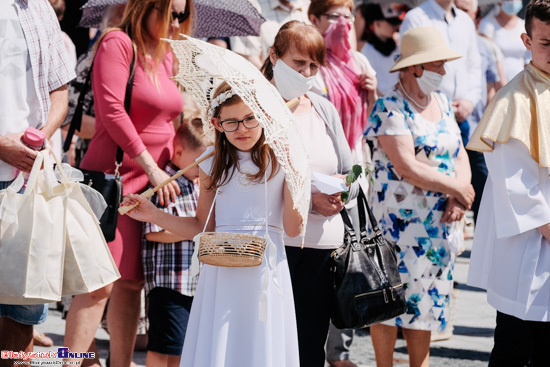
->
xmin=0 ymin=151 xmax=66 ymax=304
xmin=50 ymin=152 xmax=120 ymax=296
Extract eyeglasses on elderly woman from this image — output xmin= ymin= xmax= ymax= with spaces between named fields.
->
xmin=321 ymin=12 xmax=355 ymax=23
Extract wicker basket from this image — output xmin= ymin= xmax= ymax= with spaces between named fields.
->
xmin=198 ymin=232 xmax=267 ymax=267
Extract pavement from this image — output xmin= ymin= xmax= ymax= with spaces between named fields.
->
xmin=32 ymin=215 xmax=495 ymax=367
xmin=345 ymin=231 xmax=496 ymax=367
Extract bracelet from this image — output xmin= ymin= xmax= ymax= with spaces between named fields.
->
xmin=146 ymin=167 xmax=158 ymax=176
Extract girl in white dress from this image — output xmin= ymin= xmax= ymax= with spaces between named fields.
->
xmin=122 ymin=82 xmax=303 ymax=367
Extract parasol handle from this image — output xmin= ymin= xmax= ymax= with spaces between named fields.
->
xmin=119 ymin=98 xmax=299 ymax=216
xmin=286 ymin=97 xmax=299 ymax=110
xmin=118 ymin=151 xmax=214 ymax=215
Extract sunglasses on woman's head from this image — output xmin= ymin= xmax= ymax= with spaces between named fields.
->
xmin=171 ymin=10 xmax=190 ymax=23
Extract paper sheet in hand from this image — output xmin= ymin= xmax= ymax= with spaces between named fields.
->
xmin=311 ymin=172 xmax=348 ymax=195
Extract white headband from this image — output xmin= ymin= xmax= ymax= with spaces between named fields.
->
xmin=207 ymin=90 xmax=234 ymax=120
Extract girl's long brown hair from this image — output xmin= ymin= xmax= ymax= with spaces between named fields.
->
xmin=206 ymin=83 xmax=280 ymax=190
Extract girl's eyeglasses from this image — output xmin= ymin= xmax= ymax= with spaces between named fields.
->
xmin=219 ymin=116 xmax=259 ymax=132
xmin=171 ymin=10 xmax=190 ymax=23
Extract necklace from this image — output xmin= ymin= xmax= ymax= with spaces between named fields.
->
xmin=398 ymin=79 xmax=431 ymax=110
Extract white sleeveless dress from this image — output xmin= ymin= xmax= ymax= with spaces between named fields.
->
xmin=180 ymin=148 xmax=300 ymax=367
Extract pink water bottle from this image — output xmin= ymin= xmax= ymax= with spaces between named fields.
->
xmin=21 ymin=127 xmax=45 ymax=151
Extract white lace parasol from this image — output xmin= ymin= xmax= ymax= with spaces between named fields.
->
xmin=166 ymin=36 xmax=310 ymax=239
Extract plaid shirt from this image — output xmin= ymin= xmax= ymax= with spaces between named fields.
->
xmin=142 ymin=162 xmax=200 ymax=297
xmin=15 ymin=0 xmax=76 ymax=128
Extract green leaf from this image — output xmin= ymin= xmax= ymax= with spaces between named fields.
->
xmin=364 ymin=165 xmax=375 ymax=185
xmin=345 ymin=164 xmax=363 ymax=185
xmin=352 ymin=164 xmax=362 ymax=178
xmin=341 ymin=164 xmax=364 ymax=201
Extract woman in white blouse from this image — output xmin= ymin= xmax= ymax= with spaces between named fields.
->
xmin=478 ymin=1 xmax=530 ymax=82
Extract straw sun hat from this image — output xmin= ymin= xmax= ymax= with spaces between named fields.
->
xmin=389 ymin=26 xmax=462 ymax=73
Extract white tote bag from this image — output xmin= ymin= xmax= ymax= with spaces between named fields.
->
xmin=51 ymin=155 xmax=120 ymax=296
xmin=0 ymin=151 xmax=66 ymax=304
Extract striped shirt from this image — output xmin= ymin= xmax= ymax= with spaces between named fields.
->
xmin=142 ymin=162 xmax=200 ymax=297
xmin=15 ymin=0 xmax=75 ymax=128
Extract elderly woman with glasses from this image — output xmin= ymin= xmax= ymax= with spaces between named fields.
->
xmin=364 ymin=27 xmax=475 ymax=367
xmin=308 ymin=0 xmax=377 ymax=158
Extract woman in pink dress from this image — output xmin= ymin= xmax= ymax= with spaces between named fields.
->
xmin=63 ymin=1 xmax=194 ymax=366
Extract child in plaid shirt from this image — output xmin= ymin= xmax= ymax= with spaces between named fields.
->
xmin=142 ymin=119 xmax=206 ymax=366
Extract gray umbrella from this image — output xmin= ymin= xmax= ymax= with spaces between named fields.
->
xmin=79 ymin=0 xmax=265 ymax=38
xmin=357 ymin=0 xmax=502 ymax=6
xmin=193 ymin=0 xmax=265 ymax=38
xmin=79 ymin=0 xmax=126 ymax=28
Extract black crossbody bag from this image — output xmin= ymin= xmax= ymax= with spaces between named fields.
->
xmin=63 ymin=50 xmax=135 ymax=242
xmin=331 ymin=187 xmax=407 ymax=329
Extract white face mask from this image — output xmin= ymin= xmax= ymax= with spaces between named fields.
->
xmin=272 ymin=59 xmax=316 ymax=100
xmin=415 ymin=69 xmax=444 ymax=95
xmin=501 ymin=1 xmax=523 ymax=15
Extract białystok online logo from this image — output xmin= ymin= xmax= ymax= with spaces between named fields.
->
xmin=1 ymin=348 xmax=95 ymax=361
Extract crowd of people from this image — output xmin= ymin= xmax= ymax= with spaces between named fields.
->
xmin=0 ymin=0 xmax=549 ymax=367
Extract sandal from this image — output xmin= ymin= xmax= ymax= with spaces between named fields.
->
xmin=33 ymin=330 xmax=54 ymax=347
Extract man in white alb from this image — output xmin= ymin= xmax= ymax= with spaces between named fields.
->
xmin=466 ymin=0 xmax=550 ymax=365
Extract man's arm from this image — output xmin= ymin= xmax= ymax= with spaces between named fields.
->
xmin=464 ymin=23 xmax=483 ymax=108
xmin=41 ymin=85 xmax=69 ymax=139
xmin=0 ymin=85 xmax=68 ymax=172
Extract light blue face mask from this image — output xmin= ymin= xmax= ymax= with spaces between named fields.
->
xmin=501 ymin=0 xmax=523 ymax=15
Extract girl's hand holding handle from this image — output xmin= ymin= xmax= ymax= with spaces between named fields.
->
xmin=121 ymin=193 xmax=159 ymax=223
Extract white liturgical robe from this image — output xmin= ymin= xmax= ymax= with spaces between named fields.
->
xmin=467 ymin=138 xmax=550 ymax=322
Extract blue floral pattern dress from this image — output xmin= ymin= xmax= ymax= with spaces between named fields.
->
xmin=365 ymin=89 xmax=461 ymax=331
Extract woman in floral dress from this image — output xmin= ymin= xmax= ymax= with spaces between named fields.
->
xmin=364 ymin=27 xmax=475 ymax=367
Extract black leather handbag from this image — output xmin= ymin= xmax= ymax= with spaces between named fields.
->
xmin=62 ymin=50 xmax=135 ymax=242
xmin=78 ymin=164 xmax=123 ymax=242
xmin=331 ymin=187 xmax=407 ymax=329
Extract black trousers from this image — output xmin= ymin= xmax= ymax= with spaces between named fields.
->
xmin=489 ymin=311 xmax=550 ymax=367
xmin=286 ymin=246 xmax=335 ymax=367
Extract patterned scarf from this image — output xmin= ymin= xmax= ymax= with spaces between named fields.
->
xmin=321 ymin=18 xmax=369 ymax=150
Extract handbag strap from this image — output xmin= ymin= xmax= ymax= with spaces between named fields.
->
xmin=356 ymin=186 xmax=382 ymax=236
xmin=339 ymin=207 xmax=361 ymax=251
xmin=339 ymin=207 xmax=355 ymax=235
xmin=63 ymin=46 xmax=136 ymax=170
xmin=23 ymin=151 xmax=45 ymax=195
